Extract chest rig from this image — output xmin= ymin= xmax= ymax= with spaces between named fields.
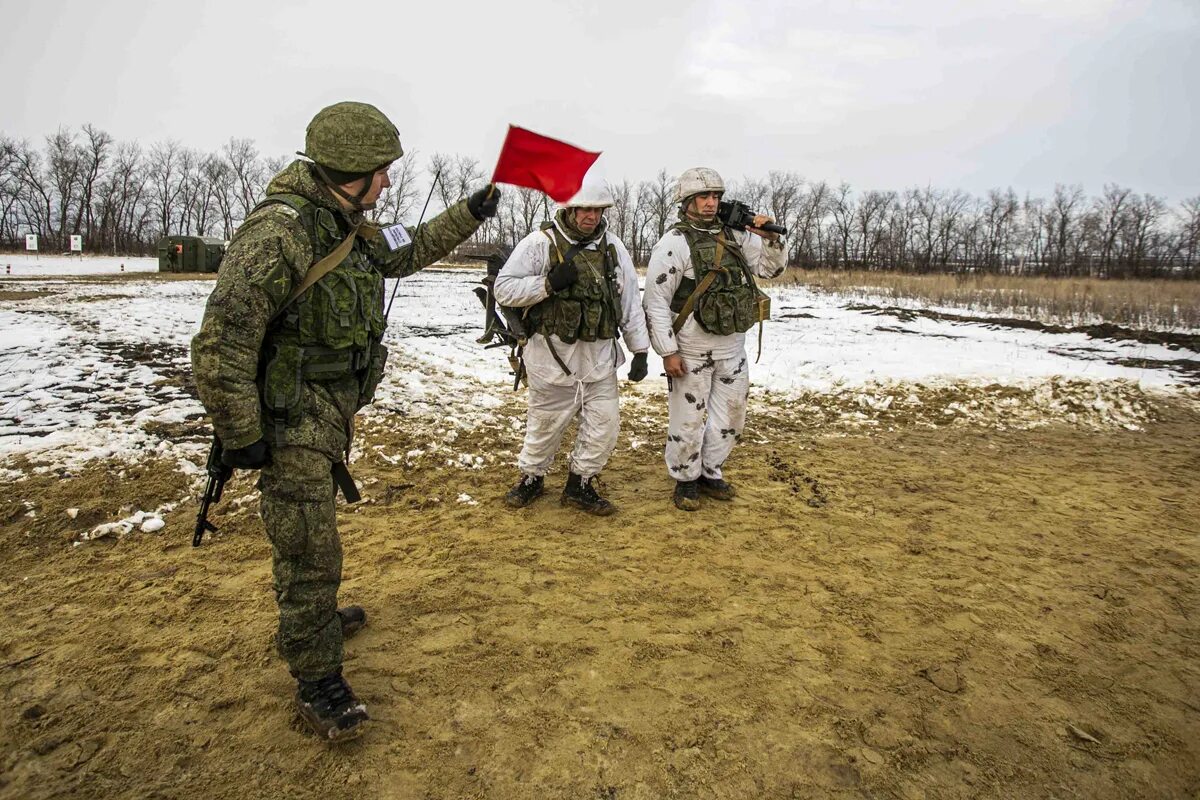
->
xmin=668 ymin=223 xmax=761 ymax=336
xmin=527 ymin=224 xmax=622 ymax=345
xmin=255 ymin=193 xmax=390 ymax=443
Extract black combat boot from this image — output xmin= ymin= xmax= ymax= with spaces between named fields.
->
xmin=673 ymin=479 xmax=701 ymax=511
xmin=697 ymin=475 xmax=736 ymax=501
xmin=561 ymin=472 xmax=616 ymax=516
xmin=338 ymin=606 xmax=367 ymax=639
xmin=295 ymin=668 xmax=369 ymax=743
xmin=505 ymin=474 xmax=544 ymax=508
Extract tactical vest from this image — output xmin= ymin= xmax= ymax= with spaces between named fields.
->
xmin=526 ymin=225 xmax=622 ymax=344
xmin=668 ymin=223 xmax=760 ymax=336
xmin=255 ymin=193 xmax=389 ymax=440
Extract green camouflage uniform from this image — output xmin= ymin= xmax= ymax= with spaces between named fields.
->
xmin=191 ymin=159 xmax=480 ymax=680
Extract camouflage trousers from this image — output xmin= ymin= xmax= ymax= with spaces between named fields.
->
xmin=665 ymin=350 xmax=750 ymax=482
xmin=259 ymin=444 xmax=344 ymax=682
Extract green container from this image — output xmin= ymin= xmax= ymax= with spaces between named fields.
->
xmin=157 ymin=236 xmax=226 ymax=273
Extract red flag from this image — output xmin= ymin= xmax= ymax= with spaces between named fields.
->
xmin=491 ymin=126 xmax=600 ymax=203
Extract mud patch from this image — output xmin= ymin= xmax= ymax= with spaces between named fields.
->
xmin=848 ymin=303 xmax=1200 ymax=351
xmin=0 ymin=290 xmax=59 ymax=302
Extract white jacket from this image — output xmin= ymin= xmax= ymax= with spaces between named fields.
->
xmin=642 ymin=222 xmax=786 ymax=360
xmin=494 ymin=219 xmax=650 ymax=386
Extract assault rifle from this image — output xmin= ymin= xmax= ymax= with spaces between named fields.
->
xmin=470 ymin=246 xmax=520 ymax=347
xmin=193 ymin=437 xmax=233 ymax=547
xmin=718 ymin=199 xmax=788 ymax=236
xmin=469 ymin=246 xmax=528 ymax=390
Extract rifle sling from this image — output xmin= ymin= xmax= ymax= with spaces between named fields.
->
xmin=543 ymin=336 xmax=572 ymax=376
xmin=332 ymin=461 xmax=361 ymax=504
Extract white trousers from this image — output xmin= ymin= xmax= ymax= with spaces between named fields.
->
xmin=665 ymin=351 xmax=750 ymax=482
xmin=517 ymin=370 xmax=620 ymax=479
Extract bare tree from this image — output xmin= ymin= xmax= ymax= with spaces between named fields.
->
xmin=855 ymin=190 xmax=894 ymax=269
xmin=512 ymin=186 xmax=550 ymax=240
xmin=829 ymin=183 xmax=856 ymax=268
xmin=792 ymin=180 xmax=830 ymax=268
xmin=45 ymin=128 xmax=85 ymax=249
xmin=981 ymin=188 xmax=1019 ymax=272
xmin=203 ymin=154 xmax=236 ymax=239
xmin=607 ymin=179 xmax=634 ymax=247
xmin=1125 ymin=192 xmax=1168 ymax=277
xmin=1177 ymin=196 xmax=1200 ymax=276
xmin=11 ymin=139 xmax=52 ymax=245
xmin=373 ymin=151 xmax=421 ymax=225
xmin=766 ymin=171 xmax=802 ymax=233
xmin=1045 ymin=184 xmax=1084 ymax=276
xmin=640 ymin=168 xmax=674 ymax=242
xmin=427 ymin=152 xmax=455 ymax=211
xmin=0 ymin=136 xmax=20 ymax=245
xmin=223 ymin=138 xmax=265 ymax=224
xmin=147 ymin=140 xmax=186 ymax=237
xmin=69 ymin=124 xmax=113 ymax=247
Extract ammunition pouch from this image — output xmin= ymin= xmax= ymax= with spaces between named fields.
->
xmin=261 ymin=343 xmax=304 ymax=444
xmin=528 ymin=229 xmax=620 ymax=344
xmin=259 ymin=341 xmax=381 ymax=441
xmin=696 ymin=284 xmax=759 ymax=335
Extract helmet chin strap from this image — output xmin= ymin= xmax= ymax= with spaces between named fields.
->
xmin=309 ymin=160 xmax=375 ymax=212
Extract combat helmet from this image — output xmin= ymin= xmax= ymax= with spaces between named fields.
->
xmin=562 ymin=182 xmax=614 ymax=209
xmin=301 ymin=101 xmax=403 ymax=208
xmin=674 ymin=167 xmax=725 ymax=203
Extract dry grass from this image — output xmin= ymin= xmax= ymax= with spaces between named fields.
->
xmin=768 ymin=269 xmax=1200 ymax=332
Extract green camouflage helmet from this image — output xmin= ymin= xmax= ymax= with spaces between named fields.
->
xmin=304 ymin=101 xmax=403 ymax=174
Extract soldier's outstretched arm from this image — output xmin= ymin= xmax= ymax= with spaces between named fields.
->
xmin=190 ymin=214 xmax=309 ymax=450
xmin=373 ymin=199 xmax=482 ymax=278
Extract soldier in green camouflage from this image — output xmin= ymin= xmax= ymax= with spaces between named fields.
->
xmin=190 ymin=101 xmax=499 ymax=743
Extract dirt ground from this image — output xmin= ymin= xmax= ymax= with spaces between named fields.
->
xmin=0 ymin=393 xmax=1198 ymax=800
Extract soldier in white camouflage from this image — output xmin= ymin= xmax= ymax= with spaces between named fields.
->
xmin=641 ymin=167 xmax=786 ymax=511
xmin=190 ymin=101 xmax=499 ymax=742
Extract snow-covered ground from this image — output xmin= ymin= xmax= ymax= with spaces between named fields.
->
xmin=1 ymin=255 xmax=1197 ymax=476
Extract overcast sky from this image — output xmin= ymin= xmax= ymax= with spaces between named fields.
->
xmin=2 ymin=0 xmax=1197 ymax=201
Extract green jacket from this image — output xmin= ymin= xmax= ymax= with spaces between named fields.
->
xmin=191 ymin=160 xmax=481 ymax=451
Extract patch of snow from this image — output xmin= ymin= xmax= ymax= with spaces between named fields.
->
xmin=2 ymin=267 xmax=1196 ymax=478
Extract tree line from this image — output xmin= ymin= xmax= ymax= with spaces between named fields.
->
xmin=2 ymin=125 xmax=1197 ymax=278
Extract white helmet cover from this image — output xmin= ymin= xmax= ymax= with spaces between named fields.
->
xmin=674 ymin=167 xmax=725 ymax=203
xmin=563 ymin=182 xmax=614 ymax=209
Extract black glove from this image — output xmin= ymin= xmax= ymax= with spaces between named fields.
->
xmin=628 ymin=352 xmax=648 ymax=382
xmin=547 ymin=259 xmax=578 ymax=292
xmin=467 ymin=184 xmax=501 ymax=220
xmin=222 ymin=439 xmax=272 ymax=470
